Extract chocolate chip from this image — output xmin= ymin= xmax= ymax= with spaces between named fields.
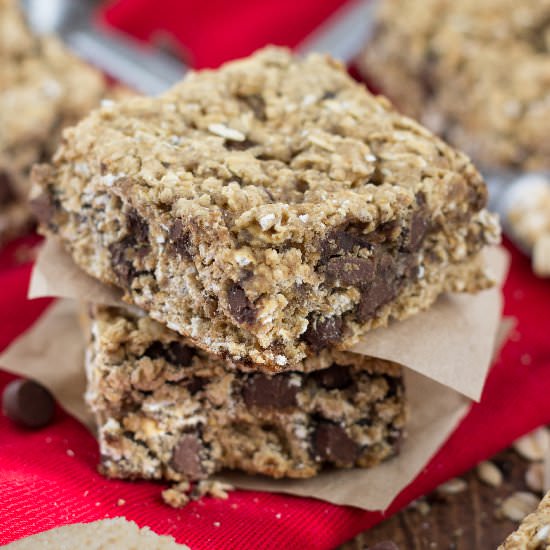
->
xmin=109 ymin=238 xmax=136 ymax=283
xmin=0 ymin=171 xmax=16 ymax=206
xmin=325 ymin=256 xmax=376 ymax=286
xmin=312 ymin=364 xmax=352 ymax=390
xmin=302 ymin=315 xmax=343 ymax=352
xmin=356 ymin=254 xmax=398 ymax=321
xmin=166 ymin=342 xmax=194 ymax=366
xmin=30 ymin=192 xmax=55 ymax=225
xmin=320 ymin=229 xmax=370 ymax=262
xmin=369 ymin=542 xmax=400 ymax=550
xmin=242 ymin=374 xmax=299 ymax=408
xmin=127 ymin=208 xmax=149 ymax=243
xmin=402 ymin=210 xmax=429 ymax=252
xmin=144 ymin=341 xmax=195 ymax=367
xmin=170 ymin=434 xmax=205 ymax=479
xmin=227 ymin=283 xmax=256 ymax=324
xmin=2 ymin=379 xmax=55 ymax=429
xmin=384 ymin=374 xmax=402 ymax=398
xmin=169 ymin=220 xmax=191 ymax=258
xmin=313 ymin=422 xmax=359 ymax=466
xmin=186 ymin=377 xmax=206 ymax=394
xmin=225 ymin=139 xmax=258 ymax=151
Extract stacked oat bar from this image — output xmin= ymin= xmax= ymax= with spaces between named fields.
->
xmin=32 ymin=47 xmax=499 ymax=497
xmin=0 ymin=0 xmax=109 ymax=246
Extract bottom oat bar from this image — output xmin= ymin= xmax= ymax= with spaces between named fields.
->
xmin=84 ymin=306 xmax=406 ymax=482
xmin=499 ymin=491 xmax=550 ymax=549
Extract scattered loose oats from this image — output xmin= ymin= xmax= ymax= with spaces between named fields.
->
xmin=196 ymin=480 xmax=234 ymax=500
xmin=162 ymin=483 xmax=191 ymax=509
xmin=410 ymin=499 xmax=431 ymax=516
xmin=513 ymin=428 xmax=550 ymax=462
xmin=117 ymin=498 xmax=126 ymax=506
xmin=437 ymin=477 xmax=468 ymax=495
xmin=526 ymin=463 xmax=545 ymax=494
xmin=477 ymin=461 xmax=503 ymax=488
xmin=500 ymin=492 xmax=539 ymax=522
xmin=66 ymin=449 xmax=75 ymax=457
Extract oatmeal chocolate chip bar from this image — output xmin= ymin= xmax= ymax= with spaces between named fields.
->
xmin=0 ymin=0 xmax=107 ymax=245
xmin=499 ymin=491 xmax=550 ymax=549
xmin=85 ymin=305 xmax=406 ymax=482
xmin=33 ymin=47 xmax=499 ymax=369
xmin=361 ymin=0 xmax=550 ymax=170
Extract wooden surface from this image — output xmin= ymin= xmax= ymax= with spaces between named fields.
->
xmin=342 ymin=448 xmax=540 ymax=550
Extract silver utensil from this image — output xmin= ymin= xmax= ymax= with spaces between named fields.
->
xmin=21 ymin=0 xmax=186 ymax=95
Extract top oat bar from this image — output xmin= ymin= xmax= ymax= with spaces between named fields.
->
xmin=0 ymin=0 xmax=108 ymax=245
xmin=361 ymin=0 xmax=550 ymax=171
xmin=32 ymin=47 xmax=500 ymax=370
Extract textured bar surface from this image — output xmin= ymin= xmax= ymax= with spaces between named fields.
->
xmin=85 ymin=305 xmax=406 ymax=482
xmin=0 ymin=0 xmax=107 ymax=245
xmin=361 ymin=0 xmax=550 ymax=170
xmin=34 ymin=47 xmax=499 ymax=369
xmin=498 ymin=491 xmax=550 ymax=549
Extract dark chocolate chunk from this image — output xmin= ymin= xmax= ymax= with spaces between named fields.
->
xmin=312 ymin=364 xmax=352 ymax=390
xmin=356 ymin=254 xmax=398 ymax=321
xmin=126 ymin=208 xmax=149 ymax=243
xmin=320 ymin=229 xmax=371 ymax=262
xmin=313 ymin=422 xmax=359 ymax=466
xmin=302 ymin=315 xmax=343 ymax=352
xmin=0 ymin=171 xmax=16 ymax=206
xmin=225 ymin=138 xmax=258 ymax=151
xmin=242 ymin=374 xmax=299 ymax=408
xmin=2 ymin=379 xmax=55 ymax=429
xmin=144 ymin=341 xmax=195 ymax=367
xmin=166 ymin=341 xmax=195 ymax=366
xmin=186 ymin=377 xmax=206 ymax=394
xmin=227 ymin=283 xmax=256 ymax=324
xmin=325 ymin=256 xmax=376 ymax=286
xmin=169 ymin=220 xmax=191 ymax=258
xmin=171 ymin=434 xmax=205 ymax=479
xmin=369 ymin=541 xmax=400 ymax=550
xmin=30 ymin=192 xmax=55 ymax=225
xmin=384 ymin=374 xmax=402 ymax=398
xmin=109 ymin=238 xmax=136 ymax=283
xmin=402 ymin=210 xmax=429 ymax=252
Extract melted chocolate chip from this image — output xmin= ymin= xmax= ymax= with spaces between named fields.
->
xmin=225 ymin=139 xmax=258 ymax=151
xmin=313 ymin=422 xmax=359 ymax=466
xmin=166 ymin=342 xmax=195 ymax=366
xmin=2 ymin=379 xmax=55 ymax=429
xmin=302 ymin=315 xmax=343 ymax=352
xmin=109 ymin=237 xmax=137 ymax=283
xmin=227 ymin=284 xmax=256 ymax=324
xmin=402 ymin=210 xmax=429 ymax=252
xmin=170 ymin=434 xmax=205 ymax=479
xmin=169 ymin=220 xmax=191 ymax=258
xmin=242 ymin=374 xmax=299 ymax=408
xmin=186 ymin=377 xmax=206 ymax=394
xmin=127 ymin=208 xmax=149 ymax=243
xmin=320 ymin=229 xmax=371 ymax=262
xmin=325 ymin=256 xmax=376 ymax=286
xmin=356 ymin=254 xmax=398 ymax=321
xmin=0 ymin=171 xmax=16 ymax=206
xmin=312 ymin=364 xmax=352 ymax=390
xmin=144 ymin=341 xmax=195 ymax=367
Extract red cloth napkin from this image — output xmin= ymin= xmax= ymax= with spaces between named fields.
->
xmin=2 ymin=1 xmax=550 ymax=547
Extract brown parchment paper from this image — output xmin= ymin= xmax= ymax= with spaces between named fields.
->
xmin=0 ymin=300 xmax=471 ymax=511
xmin=29 ymin=239 xmax=509 ymax=400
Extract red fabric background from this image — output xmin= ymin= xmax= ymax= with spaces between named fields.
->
xmin=1 ymin=1 xmax=550 ymax=547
